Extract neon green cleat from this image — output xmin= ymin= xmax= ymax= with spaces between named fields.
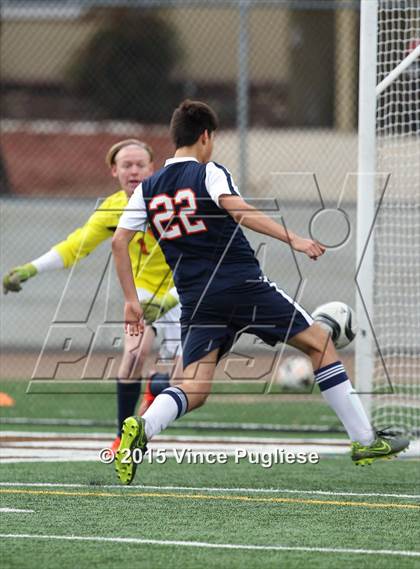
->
xmin=351 ymin=429 xmax=410 ymax=466
xmin=115 ymin=416 xmax=148 ymax=485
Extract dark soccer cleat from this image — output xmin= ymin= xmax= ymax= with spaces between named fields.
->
xmin=351 ymin=429 xmax=410 ymax=466
xmin=115 ymin=416 xmax=148 ymax=485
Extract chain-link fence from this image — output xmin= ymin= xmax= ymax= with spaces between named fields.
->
xmin=1 ymin=1 xmax=360 ymax=394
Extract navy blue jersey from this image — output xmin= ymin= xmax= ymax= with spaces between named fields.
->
xmin=119 ymin=157 xmax=261 ymax=304
xmin=119 ymin=156 xmax=314 ymax=368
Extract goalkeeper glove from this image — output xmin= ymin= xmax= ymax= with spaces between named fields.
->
xmin=141 ymin=290 xmax=179 ymax=324
xmin=3 ymin=263 xmax=38 ymax=294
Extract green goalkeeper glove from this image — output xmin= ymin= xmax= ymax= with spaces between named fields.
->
xmin=3 ymin=263 xmax=38 ymax=294
xmin=140 ymin=290 xmax=179 ymax=325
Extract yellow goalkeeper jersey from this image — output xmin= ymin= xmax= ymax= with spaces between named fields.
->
xmin=53 ymin=190 xmax=173 ymax=296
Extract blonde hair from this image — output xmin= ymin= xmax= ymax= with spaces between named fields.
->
xmin=105 ymin=139 xmax=154 ymax=168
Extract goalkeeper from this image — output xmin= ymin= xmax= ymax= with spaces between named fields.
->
xmin=3 ymin=139 xmax=181 ymax=452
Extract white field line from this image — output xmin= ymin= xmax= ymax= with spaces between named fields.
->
xmin=1 ymin=458 xmax=94 ymax=464
xmin=1 ymin=432 xmax=418 ymax=462
xmin=0 ymin=442 xmax=347 ymax=452
xmin=0 ymin=433 xmax=350 ymax=462
xmin=3 ymin=441 xmax=107 ymax=449
xmin=0 ymin=482 xmax=419 ymax=500
xmin=0 ymin=508 xmax=34 ymax=513
xmin=0 ymin=432 xmax=113 ymax=440
xmin=0 ymin=533 xmax=418 ymax=557
xmin=0 ymin=432 xmax=348 ymax=444
xmin=0 ymin=447 xmax=346 ymax=463
xmin=3 ymin=442 xmax=419 ymax=461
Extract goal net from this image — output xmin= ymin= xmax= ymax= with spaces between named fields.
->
xmin=370 ymin=1 xmax=419 ymax=436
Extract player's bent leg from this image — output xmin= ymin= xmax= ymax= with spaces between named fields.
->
xmin=287 ymin=322 xmax=336 ymax=370
xmin=288 ymin=324 xmax=409 ymax=462
xmin=180 ymin=350 xmax=218 ymax=409
xmin=289 ymin=325 xmax=374 ymax=445
xmin=142 ymin=349 xmax=218 ymax=439
xmin=114 ymin=350 xmax=219 ymax=485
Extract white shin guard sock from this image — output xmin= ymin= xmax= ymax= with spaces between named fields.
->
xmin=321 ymin=381 xmax=375 ymax=445
xmin=315 ymin=362 xmax=374 ymax=445
xmin=142 ymin=387 xmax=188 ymax=440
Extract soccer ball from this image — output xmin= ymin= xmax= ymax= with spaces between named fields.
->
xmin=277 ymin=355 xmax=314 ymax=390
xmin=311 ymin=301 xmax=358 ymax=349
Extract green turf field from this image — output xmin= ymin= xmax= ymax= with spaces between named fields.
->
xmin=1 ymin=379 xmax=419 ymax=568
xmin=0 ymin=458 xmax=419 ymax=569
xmin=1 ymin=378 xmax=341 ymax=434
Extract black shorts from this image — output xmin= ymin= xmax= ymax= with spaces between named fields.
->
xmin=181 ymin=277 xmax=313 ymax=368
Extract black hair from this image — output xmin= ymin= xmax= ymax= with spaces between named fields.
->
xmin=170 ymin=99 xmax=219 ymax=148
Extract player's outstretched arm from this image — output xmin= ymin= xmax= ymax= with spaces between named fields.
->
xmin=3 ymin=246 xmax=65 ymax=294
xmin=2 ymin=212 xmax=113 ymax=294
xmin=219 ymin=194 xmax=325 ymax=260
xmin=112 ymin=227 xmax=144 ymax=336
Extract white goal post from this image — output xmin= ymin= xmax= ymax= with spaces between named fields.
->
xmin=356 ymin=0 xmax=420 ymax=436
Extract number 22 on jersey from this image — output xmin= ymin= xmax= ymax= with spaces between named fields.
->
xmin=149 ymin=188 xmax=207 ymax=240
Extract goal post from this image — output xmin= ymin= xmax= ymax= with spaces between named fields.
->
xmin=356 ymin=0 xmax=420 ymax=437
xmin=355 ymin=0 xmax=378 ymax=418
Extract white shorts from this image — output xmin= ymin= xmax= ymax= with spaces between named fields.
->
xmin=136 ymin=287 xmax=182 ymax=360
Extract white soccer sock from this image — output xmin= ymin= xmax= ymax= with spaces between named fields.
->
xmin=142 ymin=387 xmax=188 ymax=440
xmin=315 ymin=362 xmax=374 ymax=445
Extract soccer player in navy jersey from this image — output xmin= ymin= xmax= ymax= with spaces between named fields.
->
xmin=112 ymin=100 xmax=409 ymax=484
